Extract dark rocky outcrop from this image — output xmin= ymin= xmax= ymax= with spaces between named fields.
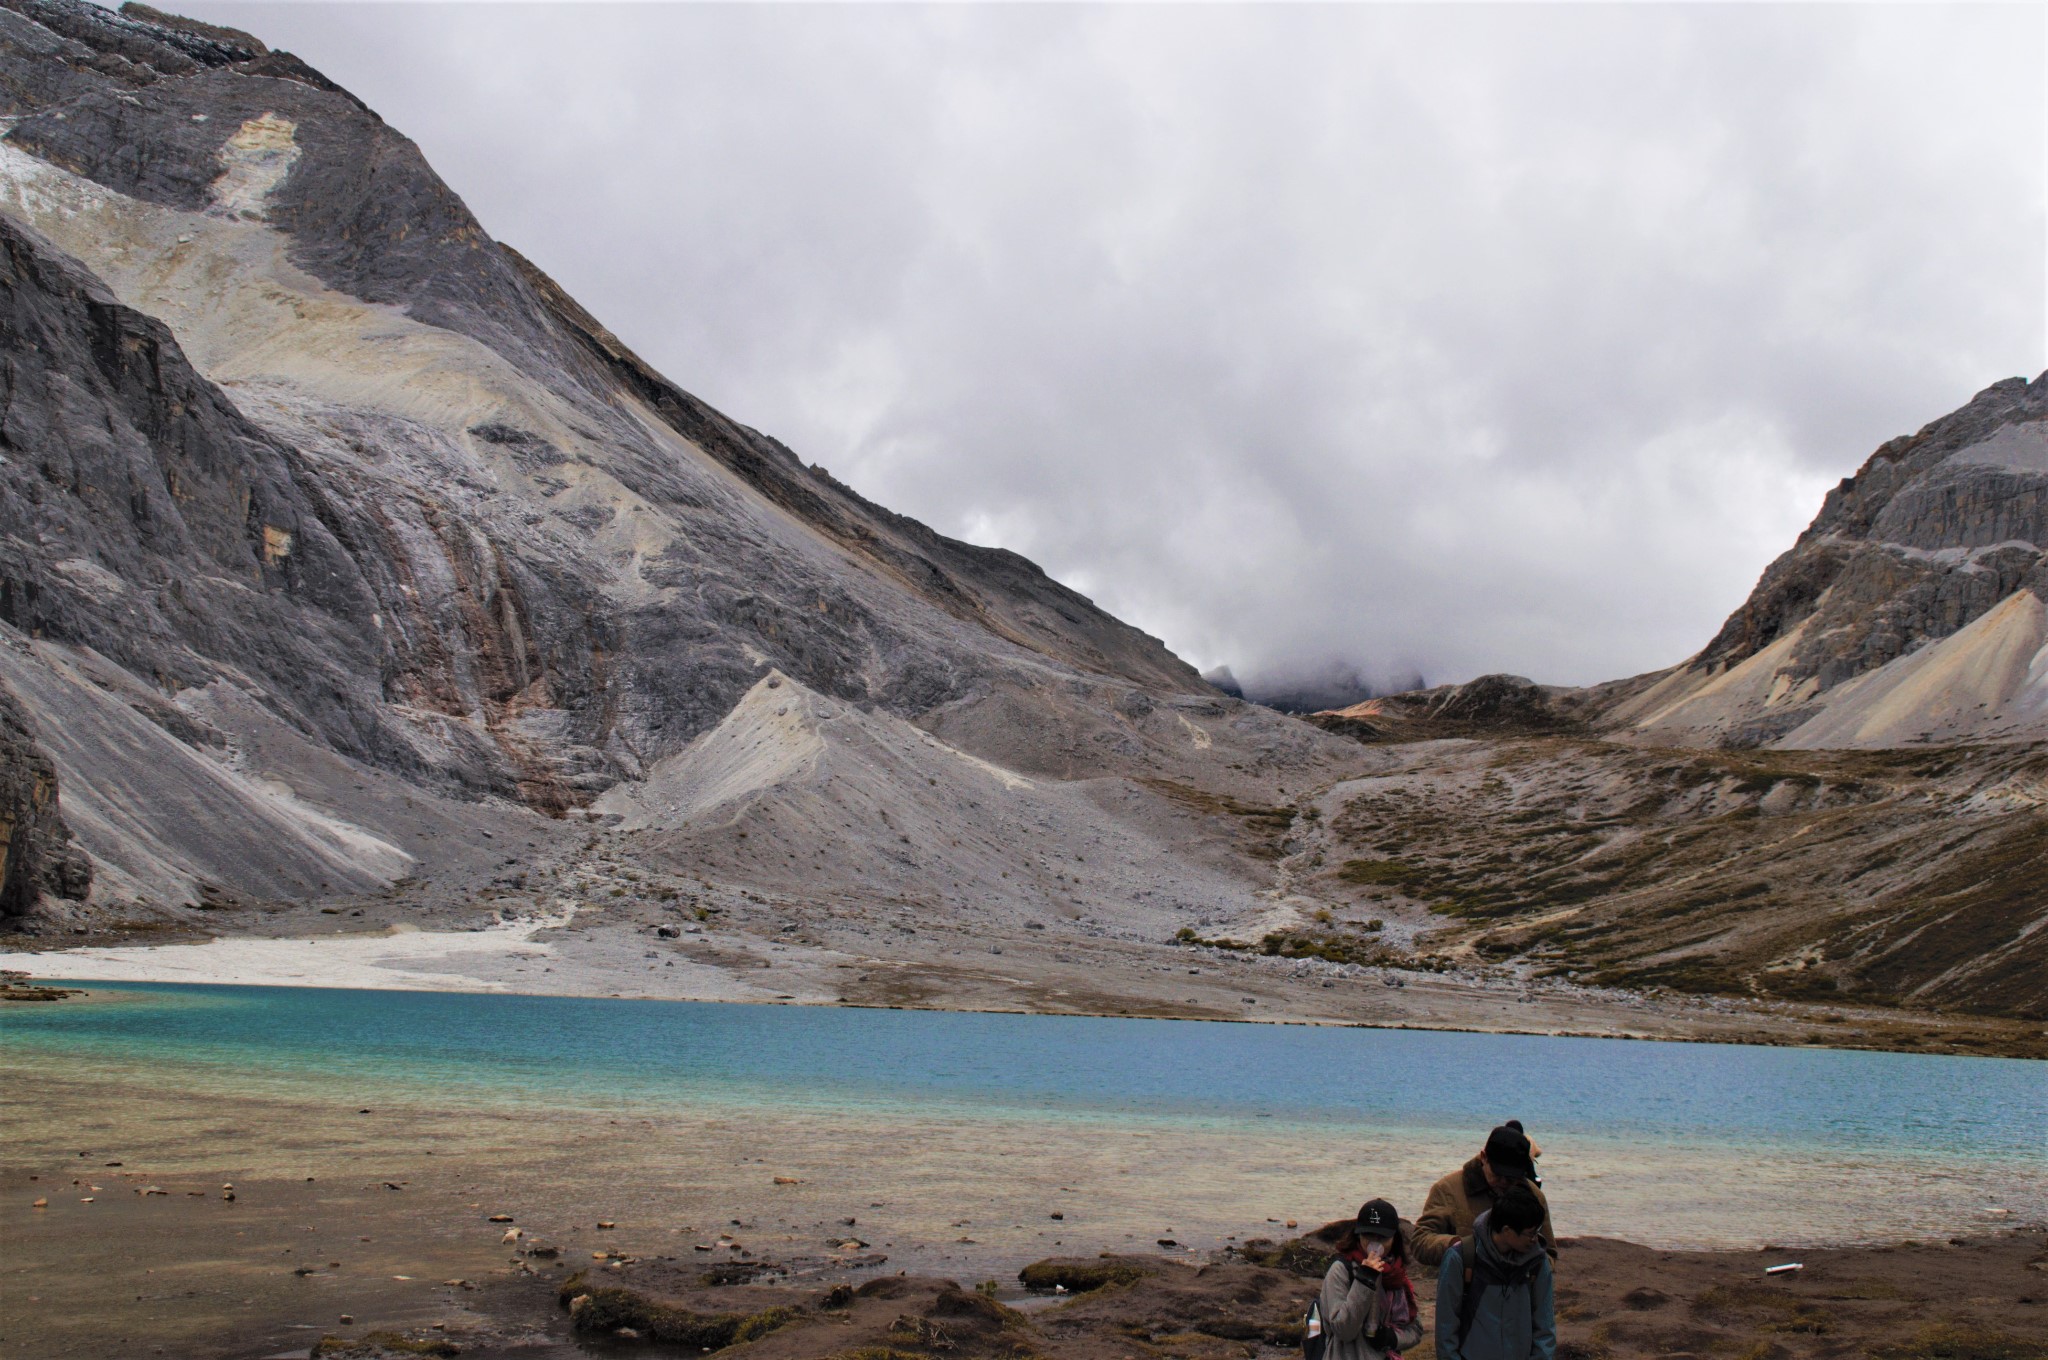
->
xmin=1308 ymin=673 xmax=1583 ymax=743
xmin=0 ymin=212 xmax=394 ymax=760
xmin=0 ymin=677 xmax=87 ymax=915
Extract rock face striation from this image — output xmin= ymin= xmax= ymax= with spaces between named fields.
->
xmin=0 ymin=0 xmax=1352 ymax=921
xmin=1605 ymin=375 xmax=2048 ymax=749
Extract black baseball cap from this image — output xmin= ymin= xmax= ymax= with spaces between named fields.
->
xmin=1483 ymin=1124 xmax=1537 ymax=1179
xmin=1355 ymin=1198 xmax=1399 ymax=1239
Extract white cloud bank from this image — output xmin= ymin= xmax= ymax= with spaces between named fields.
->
xmin=190 ymin=3 xmax=2044 ymax=688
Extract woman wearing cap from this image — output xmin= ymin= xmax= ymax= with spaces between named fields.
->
xmin=1317 ymin=1198 xmax=1424 ymax=1360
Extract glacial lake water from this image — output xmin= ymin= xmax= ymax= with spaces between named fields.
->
xmin=4 ymin=982 xmax=2042 ymax=1254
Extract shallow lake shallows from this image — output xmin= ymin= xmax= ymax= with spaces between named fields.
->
xmin=5 ymin=982 xmax=2040 ymax=1253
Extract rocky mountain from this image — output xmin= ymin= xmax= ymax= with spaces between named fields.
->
xmin=1606 ymin=374 xmax=2048 ymax=749
xmin=1309 ymin=674 xmax=1587 ymax=743
xmin=1 ymin=0 xmax=2039 ymax=1040
xmin=1293 ymin=380 xmax=2048 ymax=1021
xmin=1313 ymin=376 xmax=2048 ymax=753
xmin=0 ymin=0 xmax=1357 ymax=927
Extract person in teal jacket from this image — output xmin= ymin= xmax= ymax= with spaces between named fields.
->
xmin=1434 ymin=1181 xmax=1555 ymax=1360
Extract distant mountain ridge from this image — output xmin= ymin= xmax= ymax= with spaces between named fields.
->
xmin=1314 ymin=375 xmax=2048 ymax=750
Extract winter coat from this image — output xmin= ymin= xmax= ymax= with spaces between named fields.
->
xmin=1317 ymin=1255 xmax=1424 ymax=1360
xmin=1433 ymin=1211 xmax=1556 ymax=1360
xmin=1411 ymin=1156 xmax=1556 ymax=1267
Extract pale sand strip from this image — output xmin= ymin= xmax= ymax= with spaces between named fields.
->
xmin=0 ymin=906 xmax=806 ymax=1003
xmin=0 ymin=911 xmax=576 ymax=993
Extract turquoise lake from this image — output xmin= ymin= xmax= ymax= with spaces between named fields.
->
xmin=4 ymin=982 xmax=2041 ymax=1255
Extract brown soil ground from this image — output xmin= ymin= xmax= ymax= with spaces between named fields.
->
xmin=366 ymin=1232 xmax=2048 ymax=1360
xmin=6 ymin=1153 xmax=2043 ymax=1360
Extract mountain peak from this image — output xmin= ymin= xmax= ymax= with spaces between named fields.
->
xmin=1609 ymin=373 xmax=2048 ymax=748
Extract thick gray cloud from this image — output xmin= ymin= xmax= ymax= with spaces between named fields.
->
xmin=188 ymin=3 xmax=2042 ymax=689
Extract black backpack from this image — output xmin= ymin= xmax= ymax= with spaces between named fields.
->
xmin=1453 ymin=1233 xmax=1542 ymax=1346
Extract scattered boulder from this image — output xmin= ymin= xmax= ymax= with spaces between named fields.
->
xmin=1232 ymin=1221 xmax=1347 ymax=1277
xmin=0 ymin=971 xmax=81 ymax=1002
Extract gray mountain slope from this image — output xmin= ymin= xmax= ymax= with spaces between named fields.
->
xmin=598 ymin=671 xmax=1289 ymax=939
xmin=1604 ymin=374 xmax=2048 ymax=749
xmin=0 ymin=0 xmax=1358 ymax=925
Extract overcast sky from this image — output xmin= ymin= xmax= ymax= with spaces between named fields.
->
xmin=190 ymin=3 xmax=2045 ymax=692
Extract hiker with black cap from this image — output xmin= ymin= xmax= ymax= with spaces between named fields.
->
xmin=1433 ymin=1180 xmax=1555 ymax=1360
xmin=1307 ymin=1198 xmax=1423 ymax=1360
xmin=1411 ymin=1123 xmax=1555 ymax=1268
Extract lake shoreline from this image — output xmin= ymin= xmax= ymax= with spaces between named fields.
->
xmin=4 ymin=920 xmax=2044 ymax=1060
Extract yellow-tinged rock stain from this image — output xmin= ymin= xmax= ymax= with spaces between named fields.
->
xmin=210 ymin=112 xmax=299 ymax=220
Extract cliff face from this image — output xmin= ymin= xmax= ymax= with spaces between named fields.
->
xmin=1607 ymin=375 xmax=2048 ymax=749
xmin=0 ymin=0 xmax=1351 ymax=920
xmin=0 ymin=679 xmax=87 ymax=916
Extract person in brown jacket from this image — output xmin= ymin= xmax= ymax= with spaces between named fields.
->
xmin=1411 ymin=1122 xmax=1556 ymax=1268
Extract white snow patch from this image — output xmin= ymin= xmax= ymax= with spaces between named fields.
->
xmin=917 ymin=729 xmax=1035 ymax=789
xmin=0 ymin=138 xmax=115 ymax=222
xmin=1875 ymin=538 xmax=2041 ymax=568
xmin=51 ymin=557 xmax=128 ymax=599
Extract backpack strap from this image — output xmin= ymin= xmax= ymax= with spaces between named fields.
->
xmin=1453 ymin=1234 xmax=1482 ymax=1345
